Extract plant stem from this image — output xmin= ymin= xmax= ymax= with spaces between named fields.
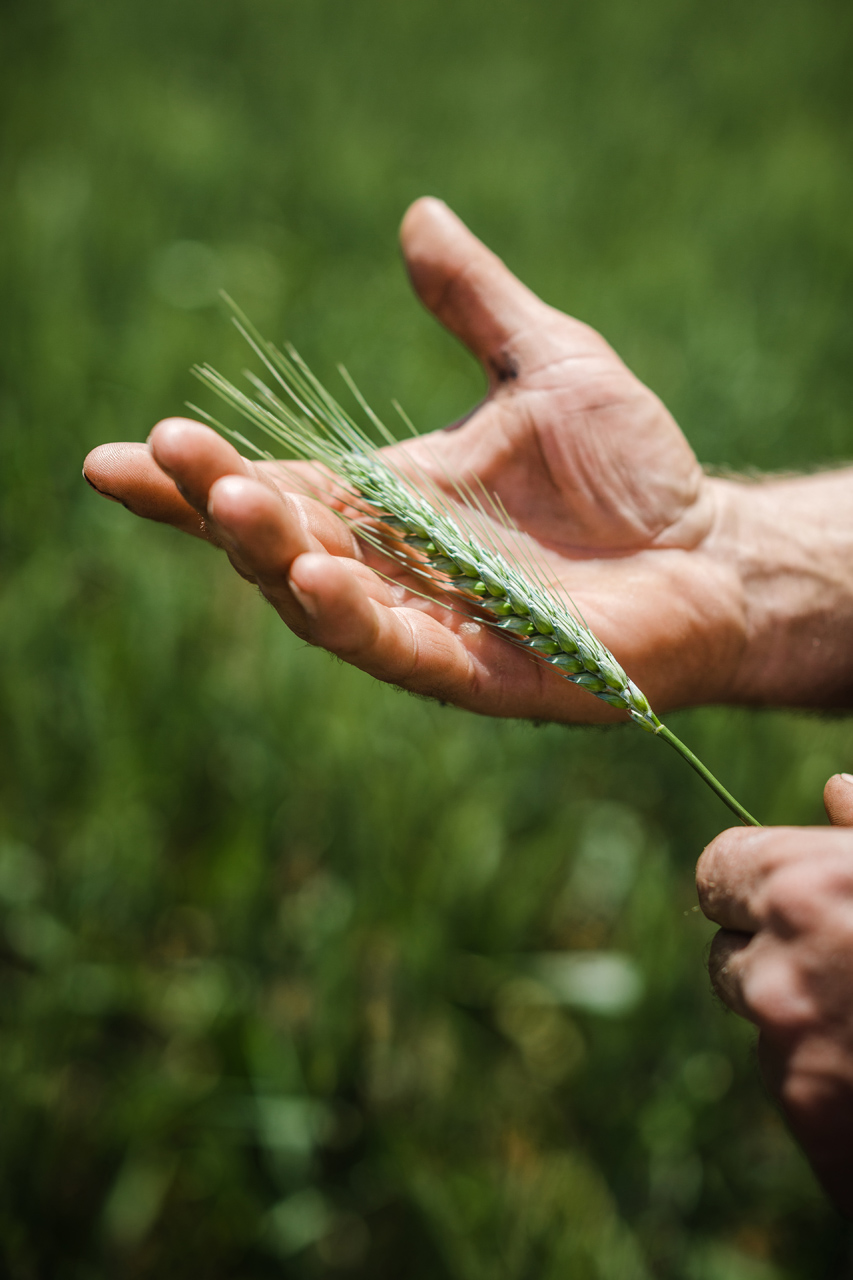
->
xmin=655 ymin=723 xmax=761 ymax=827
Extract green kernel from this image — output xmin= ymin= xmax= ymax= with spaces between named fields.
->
xmin=455 ymin=577 xmax=488 ymax=596
xmin=549 ymin=653 xmax=584 ymax=674
xmin=498 ymin=617 xmax=535 ymax=636
xmin=598 ymin=656 xmax=627 ymax=689
xmin=529 ymin=635 xmax=560 ymax=654
xmin=454 ymin=555 xmax=480 ymax=578
xmin=626 ymin=680 xmax=651 ymax=714
xmin=554 ymin=625 xmax=579 ymax=654
xmin=599 ymin=692 xmax=630 ymax=709
xmin=529 ymin=606 xmax=554 ymax=636
xmin=574 ymin=673 xmax=606 ymax=692
xmin=481 ymin=571 xmax=506 ymax=598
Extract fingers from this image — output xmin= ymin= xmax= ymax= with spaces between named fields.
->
xmin=197 ymin=474 xmax=630 ymax=716
xmin=83 ymin=420 xmax=258 ymax=542
xmin=825 ymin=773 xmax=853 ymax=826
xmin=708 ymin=928 xmax=814 ymax=1030
xmin=206 ymin=476 xmax=484 ymax=698
xmin=699 ymin=824 xmax=853 ymax=1031
xmin=707 ymin=930 xmax=755 ymax=1020
xmin=208 ymin=474 xmax=360 ymax=617
xmin=288 ymin=551 xmax=481 ymax=698
xmin=148 ymin=418 xmax=254 ymax=515
xmin=696 ymin=827 xmax=794 ymax=932
xmin=84 ymin=423 xmax=510 ymax=707
xmin=85 ymin=419 xmax=331 ymax=548
xmin=400 ymin=197 xmax=589 ymax=383
xmin=83 ymin=441 xmax=206 ymax=538
xmin=697 ymin=825 xmax=853 ymax=931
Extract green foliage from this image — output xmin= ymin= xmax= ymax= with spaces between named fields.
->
xmin=2 ymin=0 xmax=853 ymax=1274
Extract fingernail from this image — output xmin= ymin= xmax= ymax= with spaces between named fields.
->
xmin=83 ymin=473 xmax=123 ymax=505
xmin=289 ymin=580 xmax=317 ymax=618
xmin=842 ymin=774 xmax=853 ymax=786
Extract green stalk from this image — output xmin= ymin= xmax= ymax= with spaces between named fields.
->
xmin=654 ymin=721 xmax=760 ymax=827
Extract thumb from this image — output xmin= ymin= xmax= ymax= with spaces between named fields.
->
xmin=400 ymin=197 xmax=586 ymax=384
xmin=824 ymin=774 xmax=853 ymax=826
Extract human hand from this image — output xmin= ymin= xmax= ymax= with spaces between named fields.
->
xmin=84 ymin=198 xmax=754 ymax=723
xmin=698 ymin=774 xmax=853 ymax=1215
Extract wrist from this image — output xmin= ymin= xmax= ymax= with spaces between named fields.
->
xmin=705 ymin=470 xmax=853 ymax=708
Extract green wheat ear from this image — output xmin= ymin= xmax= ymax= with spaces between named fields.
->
xmin=190 ymin=304 xmax=759 ymax=828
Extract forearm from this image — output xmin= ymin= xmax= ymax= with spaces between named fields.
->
xmin=708 ymin=469 xmax=853 ymax=707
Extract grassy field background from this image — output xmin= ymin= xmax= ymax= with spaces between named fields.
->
xmin=2 ymin=0 xmax=853 ymax=1275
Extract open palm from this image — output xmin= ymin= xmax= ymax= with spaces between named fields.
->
xmin=84 ymin=199 xmax=743 ymax=723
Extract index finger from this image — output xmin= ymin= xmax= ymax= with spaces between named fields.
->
xmin=696 ymin=826 xmax=816 ymax=931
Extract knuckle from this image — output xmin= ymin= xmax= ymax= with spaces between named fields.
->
xmin=742 ymin=970 xmax=816 ymax=1035
xmin=762 ymin=859 xmax=853 ymax=933
xmin=762 ymin=870 xmax=809 ymax=923
xmin=777 ymin=1072 xmax=823 ymax=1119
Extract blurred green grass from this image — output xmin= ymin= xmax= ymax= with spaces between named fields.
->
xmin=2 ymin=0 xmax=853 ymax=1274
